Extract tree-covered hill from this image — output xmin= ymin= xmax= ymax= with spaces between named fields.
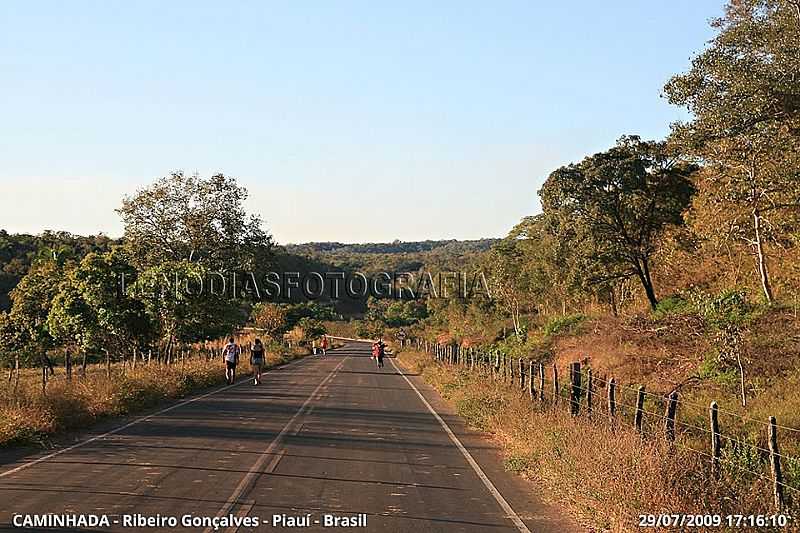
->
xmin=284 ymin=238 xmax=498 ymax=274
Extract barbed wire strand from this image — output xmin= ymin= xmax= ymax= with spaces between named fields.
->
xmin=437 ymin=355 xmax=800 ymax=464
xmin=434 ymin=349 xmax=800 ymax=435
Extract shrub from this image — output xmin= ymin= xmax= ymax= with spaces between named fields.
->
xmin=652 ymin=295 xmax=691 ymax=319
xmin=542 ymin=313 xmax=586 ymax=338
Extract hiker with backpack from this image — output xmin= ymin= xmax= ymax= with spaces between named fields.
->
xmin=250 ymin=338 xmax=265 ymax=385
xmin=222 ymin=337 xmax=240 ymax=384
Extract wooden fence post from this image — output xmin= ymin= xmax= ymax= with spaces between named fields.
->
xmin=608 ymin=378 xmax=616 ymax=422
xmin=519 ymin=358 xmax=525 ymax=389
xmin=769 ymin=416 xmax=785 ymax=510
xmin=538 ymin=363 xmax=545 ymax=401
xmin=528 ymin=360 xmax=535 ymax=400
xmin=586 ymin=368 xmax=593 ymax=414
xmin=569 ymin=362 xmax=581 ymax=416
xmin=552 ymin=364 xmax=559 ymax=402
xmin=665 ymin=391 xmax=678 ymax=442
xmin=709 ymin=401 xmax=721 ymax=478
xmin=634 ymin=386 xmax=645 ymax=433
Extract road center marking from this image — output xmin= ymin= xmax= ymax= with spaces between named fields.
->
xmin=388 ymin=357 xmax=532 ymax=533
xmin=208 ymin=356 xmax=348 ymax=533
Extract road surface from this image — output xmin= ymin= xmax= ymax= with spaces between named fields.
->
xmin=0 ymin=341 xmax=580 ymax=532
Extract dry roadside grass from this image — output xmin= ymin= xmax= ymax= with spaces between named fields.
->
xmin=398 ymin=349 xmax=799 ymax=533
xmin=0 ymin=344 xmax=308 ymax=448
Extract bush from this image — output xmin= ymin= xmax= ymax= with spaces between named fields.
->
xmin=686 ymin=288 xmax=759 ymax=328
xmin=696 ymin=351 xmax=740 ymax=387
xmin=652 ymin=295 xmax=691 ymax=320
xmin=542 ymin=314 xmax=586 ymax=337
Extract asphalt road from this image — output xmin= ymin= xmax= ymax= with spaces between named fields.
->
xmin=0 ymin=341 xmax=580 ymax=532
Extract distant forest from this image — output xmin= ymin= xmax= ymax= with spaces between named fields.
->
xmin=0 ymin=230 xmax=117 ymax=311
xmin=0 ymin=230 xmax=496 ymax=312
xmin=285 ymin=239 xmax=497 ymax=274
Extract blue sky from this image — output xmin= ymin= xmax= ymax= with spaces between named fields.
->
xmin=0 ymin=1 xmax=723 ymax=244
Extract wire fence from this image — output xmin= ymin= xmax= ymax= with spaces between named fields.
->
xmin=403 ymin=337 xmax=799 ymax=511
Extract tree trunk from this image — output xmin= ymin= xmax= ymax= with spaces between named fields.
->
xmin=753 ymin=210 xmax=774 ymax=303
xmin=609 ymin=287 xmax=618 ymax=316
xmin=65 ymin=349 xmax=72 ymax=383
xmin=81 ymin=351 xmax=88 ymax=377
xmin=640 ymin=257 xmax=658 ymax=310
xmin=105 ymin=349 xmax=111 ymax=379
xmin=13 ymin=354 xmax=20 ymax=395
xmin=41 ymin=356 xmax=47 ymax=395
xmin=632 ymin=258 xmax=658 ymax=311
xmin=736 ymin=352 xmax=747 ymax=407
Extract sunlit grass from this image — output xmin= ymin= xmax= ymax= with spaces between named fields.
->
xmin=398 ymin=348 xmax=799 ymax=532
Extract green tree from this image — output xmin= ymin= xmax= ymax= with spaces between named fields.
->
xmin=296 ymin=317 xmax=326 ymax=343
xmin=539 ymin=136 xmax=696 ymax=310
xmin=129 ymin=260 xmax=245 ymax=361
xmin=8 ymin=260 xmax=64 ymax=356
xmin=0 ymin=311 xmax=26 ymax=382
xmin=47 ymin=250 xmax=152 ymax=361
xmin=664 ymin=0 xmax=800 ymax=302
xmin=117 ymin=172 xmax=273 ymax=271
xmin=383 ymin=300 xmax=427 ymax=327
xmin=250 ymin=302 xmax=288 ymax=339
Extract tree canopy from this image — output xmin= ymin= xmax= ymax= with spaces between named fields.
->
xmin=117 ymin=172 xmax=273 ymax=271
xmin=664 ymin=0 xmax=800 ymax=302
xmin=539 ymin=136 xmax=697 ymax=309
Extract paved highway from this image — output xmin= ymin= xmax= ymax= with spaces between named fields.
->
xmin=0 ymin=341 xmax=579 ymax=532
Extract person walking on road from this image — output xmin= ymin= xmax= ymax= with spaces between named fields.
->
xmin=250 ymin=338 xmax=265 ymax=385
xmin=378 ymin=339 xmax=386 ymax=368
xmin=320 ymin=335 xmax=329 ymax=356
xmin=222 ymin=337 xmax=240 ymax=385
xmin=371 ymin=341 xmax=380 ymax=367
xmin=373 ymin=339 xmax=385 ymax=368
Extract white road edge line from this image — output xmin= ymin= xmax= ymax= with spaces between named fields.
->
xmin=0 ymin=354 xmax=315 ymax=480
xmin=208 ymin=356 xmax=348 ymax=533
xmin=388 ymin=357 xmax=532 ymax=533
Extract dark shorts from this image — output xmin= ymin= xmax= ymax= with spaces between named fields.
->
xmin=225 ymin=361 xmax=237 ymax=371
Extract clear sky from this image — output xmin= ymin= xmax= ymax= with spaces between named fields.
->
xmin=0 ymin=1 xmax=723 ymax=244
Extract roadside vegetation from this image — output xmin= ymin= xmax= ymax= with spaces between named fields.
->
xmin=0 ymin=0 xmax=798 ymax=528
xmin=398 ymin=347 xmax=800 ymax=531
xmin=1 ymin=339 xmax=308 ymax=448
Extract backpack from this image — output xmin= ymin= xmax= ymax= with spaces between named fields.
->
xmin=223 ymin=343 xmax=239 ymax=363
xmin=251 ymin=345 xmax=264 ymax=364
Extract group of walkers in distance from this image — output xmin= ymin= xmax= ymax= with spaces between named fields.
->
xmin=220 ymin=334 xmax=385 ymax=385
xmin=312 ymin=335 xmax=329 ymax=356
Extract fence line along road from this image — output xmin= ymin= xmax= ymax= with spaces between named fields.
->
xmin=401 ymin=337 xmax=798 ymax=511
